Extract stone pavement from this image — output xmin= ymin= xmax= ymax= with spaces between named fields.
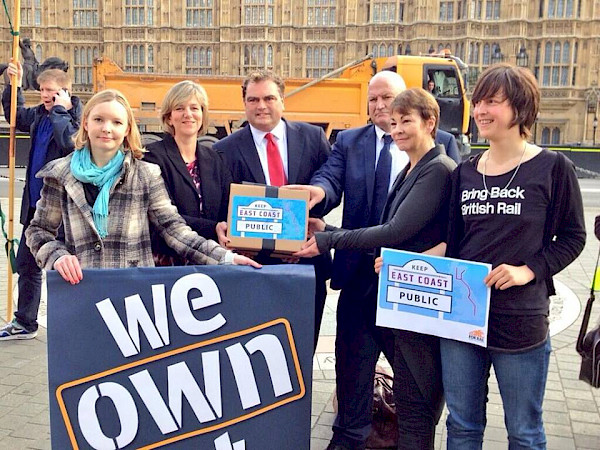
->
xmin=1 ymin=197 xmax=600 ymax=449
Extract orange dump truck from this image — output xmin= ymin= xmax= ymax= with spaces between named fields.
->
xmin=93 ymin=54 xmax=470 ymax=153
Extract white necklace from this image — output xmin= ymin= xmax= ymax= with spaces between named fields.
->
xmin=482 ymin=141 xmax=527 ymax=194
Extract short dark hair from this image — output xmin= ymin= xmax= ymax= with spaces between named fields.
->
xmin=390 ymin=88 xmax=440 ymax=138
xmin=471 ymin=63 xmax=540 ymax=139
xmin=242 ymin=69 xmax=285 ymax=100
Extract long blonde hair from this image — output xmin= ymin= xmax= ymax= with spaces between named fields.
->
xmin=73 ymin=89 xmax=145 ymax=159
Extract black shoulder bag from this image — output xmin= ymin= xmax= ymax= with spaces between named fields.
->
xmin=577 ymin=248 xmax=600 ymax=388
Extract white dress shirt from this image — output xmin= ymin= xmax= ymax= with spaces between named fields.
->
xmin=374 ymin=125 xmax=409 ymax=192
xmin=249 ymin=121 xmax=289 ymax=185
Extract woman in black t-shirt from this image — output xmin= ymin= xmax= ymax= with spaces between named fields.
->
xmin=441 ymin=64 xmax=585 ymax=449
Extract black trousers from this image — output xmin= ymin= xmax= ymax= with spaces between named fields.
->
xmin=331 ymin=267 xmax=444 ymax=450
xmin=331 ymin=270 xmax=395 ymax=449
xmin=392 ymin=330 xmax=444 ymax=450
xmin=14 ymin=225 xmax=43 ymax=332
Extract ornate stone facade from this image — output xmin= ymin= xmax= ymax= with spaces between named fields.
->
xmin=1 ymin=0 xmax=599 ymax=144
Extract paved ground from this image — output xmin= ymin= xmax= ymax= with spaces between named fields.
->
xmin=1 ymin=184 xmax=600 ymax=449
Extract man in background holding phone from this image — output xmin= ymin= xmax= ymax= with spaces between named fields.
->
xmin=1 ymin=60 xmax=82 ymax=340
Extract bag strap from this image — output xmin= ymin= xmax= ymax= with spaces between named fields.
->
xmin=577 ymin=247 xmax=600 ymax=355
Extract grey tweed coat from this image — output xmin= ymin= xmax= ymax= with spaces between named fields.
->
xmin=26 ymin=151 xmax=228 ymax=271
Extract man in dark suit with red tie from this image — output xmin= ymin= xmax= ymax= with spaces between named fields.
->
xmin=213 ymin=70 xmax=332 ymax=350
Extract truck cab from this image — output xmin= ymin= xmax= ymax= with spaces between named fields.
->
xmin=378 ymin=53 xmax=470 ymax=156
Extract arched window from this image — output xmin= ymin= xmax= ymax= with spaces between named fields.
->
xmin=267 ymin=45 xmax=273 ymax=67
xmin=251 ymin=46 xmax=258 ymax=65
xmin=541 ymin=127 xmax=550 ymax=145
xmin=379 ymin=44 xmax=386 ymax=57
xmin=187 ymin=46 xmax=212 ymax=74
xmin=372 ymin=44 xmax=378 ymax=58
xmin=544 ymin=42 xmax=552 ymax=64
xmin=244 ymin=46 xmax=250 ymax=66
xmin=483 ymin=44 xmax=490 ymax=65
xmin=553 ymin=42 xmax=561 ymax=63
xmin=548 ymin=0 xmax=556 ymax=17
xmin=388 ymin=44 xmax=393 ymax=56
xmin=566 ymin=0 xmax=573 ymax=16
xmin=562 ymin=42 xmax=570 ymax=63
xmin=551 ymin=127 xmax=561 ymax=144
xmin=74 ymin=45 xmax=98 ymax=85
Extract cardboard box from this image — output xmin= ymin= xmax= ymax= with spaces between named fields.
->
xmin=226 ymin=183 xmax=309 ymax=256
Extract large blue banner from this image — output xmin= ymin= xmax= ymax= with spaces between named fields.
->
xmin=47 ymin=265 xmax=315 ymax=449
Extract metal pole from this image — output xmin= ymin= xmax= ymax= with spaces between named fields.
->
xmin=7 ymin=4 xmax=22 ymax=322
xmin=284 ymin=54 xmax=374 ymax=99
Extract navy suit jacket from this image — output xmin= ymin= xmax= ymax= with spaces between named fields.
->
xmin=436 ymin=129 xmax=461 ymax=164
xmin=214 ymin=120 xmax=332 ymax=274
xmin=311 ymin=124 xmax=454 ymax=289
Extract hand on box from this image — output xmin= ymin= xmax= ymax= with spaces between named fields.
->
xmin=216 ymin=221 xmax=230 ymax=247
xmin=293 ymin=236 xmax=321 ymax=258
xmin=285 ymin=184 xmax=325 ymax=209
xmin=307 ymin=217 xmax=326 ymax=237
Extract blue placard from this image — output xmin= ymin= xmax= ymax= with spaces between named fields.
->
xmin=47 ymin=265 xmax=315 ymax=449
xmin=376 ymin=248 xmax=491 ymax=346
xmin=230 ymin=195 xmax=307 ymax=240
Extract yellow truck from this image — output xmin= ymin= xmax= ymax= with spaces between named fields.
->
xmin=93 ymin=53 xmax=470 ymax=153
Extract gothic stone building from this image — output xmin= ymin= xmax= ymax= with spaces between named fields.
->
xmin=1 ymin=0 xmax=599 ymax=145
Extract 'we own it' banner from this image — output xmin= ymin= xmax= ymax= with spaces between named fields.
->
xmin=46 ymin=265 xmax=315 ymax=449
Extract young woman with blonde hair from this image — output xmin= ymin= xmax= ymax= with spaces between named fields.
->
xmin=26 ymin=89 xmax=259 ymax=284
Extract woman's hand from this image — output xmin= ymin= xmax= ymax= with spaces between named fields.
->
xmin=293 ymin=236 xmax=322 ymax=258
xmin=216 ymin=221 xmax=230 ymax=247
xmin=374 ymin=256 xmax=383 ymax=274
xmin=484 ymin=264 xmax=535 ymax=290
xmin=54 ymin=255 xmax=83 ymax=284
xmin=307 ymin=217 xmax=326 ymax=238
xmin=232 ymin=254 xmax=262 ymax=269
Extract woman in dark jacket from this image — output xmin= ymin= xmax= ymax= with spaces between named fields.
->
xmin=296 ymin=88 xmax=456 ymax=450
xmin=144 ymin=80 xmax=232 ymax=265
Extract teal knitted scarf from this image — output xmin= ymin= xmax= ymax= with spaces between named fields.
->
xmin=70 ymin=147 xmax=125 ymax=238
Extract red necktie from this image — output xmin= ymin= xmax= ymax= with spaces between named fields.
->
xmin=265 ymin=132 xmax=287 ymax=187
